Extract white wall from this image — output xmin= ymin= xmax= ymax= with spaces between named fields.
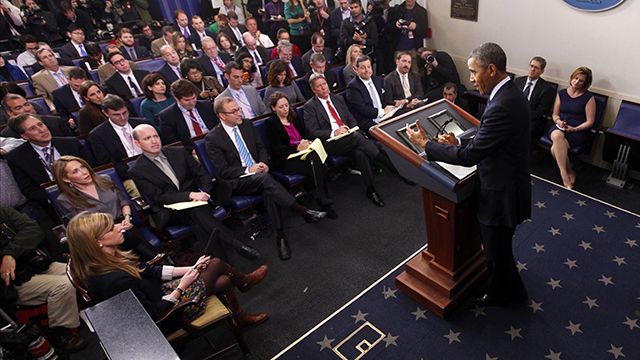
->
xmin=424 ymin=0 xmax=640 ymax=165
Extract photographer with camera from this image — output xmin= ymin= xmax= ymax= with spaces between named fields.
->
xmin=19 ymin=0 xmax=62 ymax=44
xmin=384 ymin=0 xmax=427 ymax=74
xmin=417 ymin=47 xmax=461 ymax=102
xmin=0 ymin=206 xmax=87 ymax=353
xmin=338 ymin=0 xmax=377 ymax=56
xmin=57 ymin=0 xmax=94 ymax=39
xmin=308 ymin=0 xmax=335 ymax=51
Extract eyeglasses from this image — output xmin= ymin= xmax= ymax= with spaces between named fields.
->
xmin=112 ymin=59 xmax=127 ymax=65
xmin=220 ymin=108 xmax=241 ymax=114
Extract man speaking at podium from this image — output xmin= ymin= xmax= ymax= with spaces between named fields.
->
xmin=406 ymin=42 xmax=531 ymax=306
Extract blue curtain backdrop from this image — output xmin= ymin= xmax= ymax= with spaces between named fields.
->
xmin=158 ymin=0 xmax=201 ymax=20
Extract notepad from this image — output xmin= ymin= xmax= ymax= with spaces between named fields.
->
xmin=163 ymin=201 xmax=208 ymax=210
xmin=287 ymin=138 xmax=328 ymax=163
xmin=327 ymin=126 xmax=360 ymax=142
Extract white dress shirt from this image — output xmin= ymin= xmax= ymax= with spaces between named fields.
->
xmin=30 ymin=142 xmax=60 ymax=179
xmin=178 ymin=103 xmax=209 ymax=137
xmin=220 ymin=122 xmax=256 ymax=170
xmin=109 ymin=120 xmax=141 ymax=157
xmin=523 ymin=77 xmax=539 ymax=101
xmin=118 ymin=71 xmax=142 ymax=97
xmin=318 ymin=96 xmax=342 ymax=136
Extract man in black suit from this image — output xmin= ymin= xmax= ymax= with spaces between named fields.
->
xmin=301 ymin=32 xmax=334 ymax=73
xmin=198 ymin=37 xmax=232 ymax=85
xmin=299 ymin=53 xmax=340 ymax=99
xmin=268 ymin=40 xmax=303 ymax=78
xmin=58 ymin=25 xmax=89 ymax=60
xmin=157 ymin=45 xmax=182 ymax=84
xmin=220 ymin=11 xmax=247 ymax=48
xmin=206 ymin=96 xmax=327 ymax=260
xmin=173 ymin=9 xmax=196 ymax=40
xmin=87 ymin=95 xmax=146 ymax=196
xmin=330 ymin=0 xmax=351 ymax=48
xmin=345 ymin=55 xmax=394 ymax=134
xmin=158 ymin=79 xmax=218 ymax=150
xmin=5 ymin=114 xmax=90 ymax=214
xmin=237 ymin=33 xmax=269 ymax=68
xmin=189 ymin=15 xmax=216 ymax=50
xmin=406 ymin=42 xmax=531 ymax=306
xmin=384 ymin=51 xmax=425 ymax=110
xmin=1 ymin=94 xmax=74 ymax=138
xmin=130 ymin=124 xmax=260 ymax=259
xmin=442 ymin=82 xmax=469 ymax=112
xmin=52 ymin=67 xmax=86 ymax=124
xmin=303 ymin=74 xmax=387 ymax=207
xmin=118 ymin=27 xmax=151 ymax=61
xmin=103 ymin=52 xmax=149 ymax=102
xmin=513 ymin=56 xmax=556 ymax=146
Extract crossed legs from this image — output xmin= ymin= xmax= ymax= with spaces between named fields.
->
xmin=549 ymin=130 xmax=576 ymax=189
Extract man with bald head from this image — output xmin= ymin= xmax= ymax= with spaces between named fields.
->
xmin=158 ymin=45 xmax=182 ymax=84
xmin=237 ymin=32 xmax=269 ymax=68
xmin=197 ymin=36 xmax=232 ymax=84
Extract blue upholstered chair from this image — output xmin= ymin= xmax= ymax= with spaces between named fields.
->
xmin=602 ymin=100 xmax=640 ymax=186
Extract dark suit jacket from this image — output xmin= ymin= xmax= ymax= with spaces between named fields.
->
xmin=157 ymin=63 xmax=181 ymax=84
xmin=303 ymin=94 xmax=358 ymax=141
xmin=345 ymin=75 xmax=385 ymax=133
xmin=103 ymin=70 xmax=150 ymax=101
xmin=158 ymin=101 xmax=218 ymax=150
xmin=87 ymin=118 xmax=148 ymax=180
xmin=513 ymin=76 xmax=555 ymax=136
xmin=196 ymin=53 xmax=232 ymax=79
xmin=51 ymin=84 xmax=83 ymax=119
xmin=205 ymin=120 xmax=270 ymax=180
xmin=58 ymin=42 xmax=85 ymax=60
xmin=189 ymin=29 xmax=217 ymax=49
xmin=119 ymin=45 xmax=152 ymax=61
xmin=301 ymin=48 xmax=334 ymax=73
xmin=266 ymin=57 xmax=303 ymax=78
xmin=339 ymin=16 xmax=378 ymax=49
xmin=383 ymin=70 xmax=424 ymax=105
xmin=384 ymin=2 xmax=429 ymax=50
xmin=265 ymin=114 xmax=308 ymax=170
xmin=220 ymin=25 xmax=248 ymax=47
xmin=425 ymin=80 xmax=532 ymax=227
xmin=236 ymin=45 xmax=269 ymax=66
xmin=298 ymin=71 xmax=340 ymax=99
xmin=129 ymin=147 xmax=223 ymax=227
xmin=5 ymin=137 xmax=90 ymax=204
xmin=0 ymin=115 xmax=74 ymax=139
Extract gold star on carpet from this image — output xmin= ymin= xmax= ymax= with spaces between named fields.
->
xmin=547 ymin=278 xmax=562 ymax=289
xmin=544 ymin=349 xmax=562 ymax=360
xmin=548 ymin=189 xmax=559 ymax=196
xmin=579 ymin=241 xmax=593 ymax=250
xmin=411 ymin=307 xmax=427 ymax=321
xmin=443 ymin=329 xmax=461 ymax=344
xmin=565 ymin=321 xmax=583 ymax=335
xmin=470 ymin=305 xmax=486 ymax=318
xmin=607 ymin=344 xmax=625 ymax=359
xmin=504 ymin=326 xmax=523 ymax=340
xmin=351 ymin=310 xmax=368 ymax=323
xmin=548 ymin=227 xmax=561 ymax=236
xmin=316 ymin=336 xmax=335 ymax=351
xmin=576 ymin=200 xmax=587 ymax=206
xmin=528 ymin=299 xmax=544 ymax=313
xmin=592 ymin=224 xmax=605 ymax=234
xmin=562 ymin=212 xmax=574 ymax=220
xmin=583 ymin=296 xmax=599 ymax=309
xmin=383 ymin=333 xmax=399 ymax=347
xmin=532 ymin=243 xmax=546 ymax=253
xmin=516 ymin=261 xmax=528 ymax=272
xmin=622 ymin=316 xmax=639 ymax=330
xmin=612 ymin=256 xmax=626 ymax=266
xmin=534 ymin=201 xmax=546 ymax=208
xmin=598 ymin=275 xmax=614 ymax=286
xmin=563 ymin=258 xmax=578 ymax=269
xmin=624 ymin=238 xmax=637 ymax=248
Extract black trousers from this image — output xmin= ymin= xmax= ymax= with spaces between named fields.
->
xmin=283 ymin=152 xmax=331 ymax=206
xmin=478 ymin=222 xmax=526 ymax=299
xmin=230 ymin=172 xmax=296 ymax=230
xmin=324 ymin=133 xmax=379 ymax=188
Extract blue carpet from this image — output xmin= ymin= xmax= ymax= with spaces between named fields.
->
xmin=275 ymin=176 xmax=640 ymax=360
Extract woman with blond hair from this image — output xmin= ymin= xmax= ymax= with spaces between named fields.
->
xmin=343 ymin=44 xmax=363 ymax=85
xmin=172 ymin=32 xmax=198 ymax=60
xmin=66 ymin=212 xmax=269 ymax=325
xmin=548 ymin=66 xmax=595 ymax=189
xmin=53 ymin=155 xmax=158 ymax=260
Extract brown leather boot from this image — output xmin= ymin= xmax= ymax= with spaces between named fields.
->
xmin=228 ymin=265 xmax=268 ymax=293
xmin=224 ymin=291 xmax=269 ymax=327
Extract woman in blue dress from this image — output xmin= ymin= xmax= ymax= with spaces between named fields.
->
xmin=548 ymin=66 xmax=595 ymax=189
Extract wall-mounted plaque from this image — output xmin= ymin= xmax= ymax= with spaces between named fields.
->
xmin=451 ymin=0 xmax=479 ymax=21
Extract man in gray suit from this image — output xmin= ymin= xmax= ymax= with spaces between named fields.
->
xmin=219 ymin=61 xmax=269 ymax=119
xmin=31 ymin=48 xmax=75 ymax=111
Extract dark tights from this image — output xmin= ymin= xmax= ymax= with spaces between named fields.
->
xmin=198 ymin=258 xmax=234 ymax=296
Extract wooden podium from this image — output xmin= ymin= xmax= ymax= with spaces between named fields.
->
xmin=370 ymin=99 xmax=487 ymax=318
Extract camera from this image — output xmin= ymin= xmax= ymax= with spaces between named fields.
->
xmin=424 ymin=54 xmax=435 ymax=68
xmin=20 ymin=6 xmax=45 ymax=25
xmin=354 ymin=22 xmax=366 ymax=36
xmin=307 ymin=2 xmax=317 ymax=13
xmin=398 ymin=18 xmax=409 ymax=35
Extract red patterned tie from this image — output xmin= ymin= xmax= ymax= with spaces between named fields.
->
xmin=188 ymin=109 xmax=203 ymax=136
xmin=326 ymin=100 xmax=344 ymax=127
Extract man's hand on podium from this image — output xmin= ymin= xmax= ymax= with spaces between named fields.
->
xmin=437 ymin=132 xmax=459 ymax=145
xmin=405 ymin=120 xmax=429 ymax=149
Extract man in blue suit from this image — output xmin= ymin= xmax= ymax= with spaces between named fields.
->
xmin=345 ymin=55 xmax=394 ymax=134
xmin=406 ymin=42 xmax=531 ymax=306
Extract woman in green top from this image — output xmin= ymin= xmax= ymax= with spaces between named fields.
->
xmin=284 ymin=0 xmax=311 ymax=53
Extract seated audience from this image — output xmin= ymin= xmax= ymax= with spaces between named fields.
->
xmin=197 ymin=36 xmax=232 ymax=85
xmin=246 ymin=17 xmax=274 ymax=48
xmin=268 ymin=29 xmax=302 ymax=59
xmin=345 ymin=55 xmax=394 ymax=134
xmin=158 ymin=45 xmax=183 ymax=84
xmin=130 ymin=124 xmax=260 ymax=260
xmin=441 ymin=82 xmax=469 ymax=112
xmin=237 ymin=32 xmax=269 ymax=69
xmin=384 ymin=51 xmax=425 ymax=109
xmin=0 ymin=206 xmax=87 ymax=353
xmin=217 ymin=32 xmax=238 ymax=57
xmin=31 ymin=48 xmax=75 ymax=111
xmin=151 ymin=25 xmax=176 ymax=57
xmin=0 ymin=55 xmax=28 ymax=82
xmin=235 ymin=51 xmax=264 ymax=88
xmin=220 ymin=11 xmax=247 ymax=48
xmin=1 ymin=94 xmax=74 ymax=138
xmin=140 ymin=73 xmax=176 ymax=128
xmin=265 ymin=92 xmax=336 ymax=217
xmin=181 ymin=59 xmax=224 ymax=101
xmin=51 ymin=67 xmax=86 ymax=126
xmin=15 ymin=35 xmax=39 ymax=70
xmin=137 ymin=23 xmax=156 ymax=54
xmin=102 ymin=52 xmax=150 ymax=102
xmin=219 ymin=62 xmax=269 ymax=119
xmin=219 ymin=0 xmax=246 ymax=24
xmin=263 ymin=60 xmax=305 ymax=107
xmin=158 ymin=79 xmax=219 ymax=150
xmin=206 ymin=96 xmax=327 ymax=260
xmin=66 ymin=211 xmax=268 ymax=325
xmin=97 ymin=44 xmax=137 ymax=84
xmin=189 ymin=15 xmax=216 ymax=49
xmin=87 ymin=95 xmax=147 ymax=195
xmin=78 ymin=81 xmax=107 ymax=137
xmin=118 ymin=27 xmax=151 ymax=61
xmin=58 ymin=24 xmax=89 ymax=61
xmin=172 ymin=32 xmax=198 ymax=60
xmin=548 ymin=66 xmax=595 ymax=189
xmin=52 ymin=156 xmax=158 ymax=260
xmin=303 ymin=74 xmax=392 ymax=207
xmin=514 ymin=56 xmax=556 ymax=145
xmin=342 ymin=44 xmax=362 ymax=85
xmin=299 ymin=53 xmax=340 ymax=99
xmin=174 ymin=9 xmax=196 ymax=40
xmin=301 ymin=32 xmax=334 ymax=73
xmin=269 ymin=40 xmax=303 ymax=78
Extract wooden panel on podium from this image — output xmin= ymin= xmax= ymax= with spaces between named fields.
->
xmin=370 ymin=99 xmax=487 ymax=318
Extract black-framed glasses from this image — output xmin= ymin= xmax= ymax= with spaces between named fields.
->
xmin=220 ymin=108 xmax=241 ymax=114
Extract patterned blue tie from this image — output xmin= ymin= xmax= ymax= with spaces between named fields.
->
xmin=233 ymin=128 xmax=254 ymax=168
